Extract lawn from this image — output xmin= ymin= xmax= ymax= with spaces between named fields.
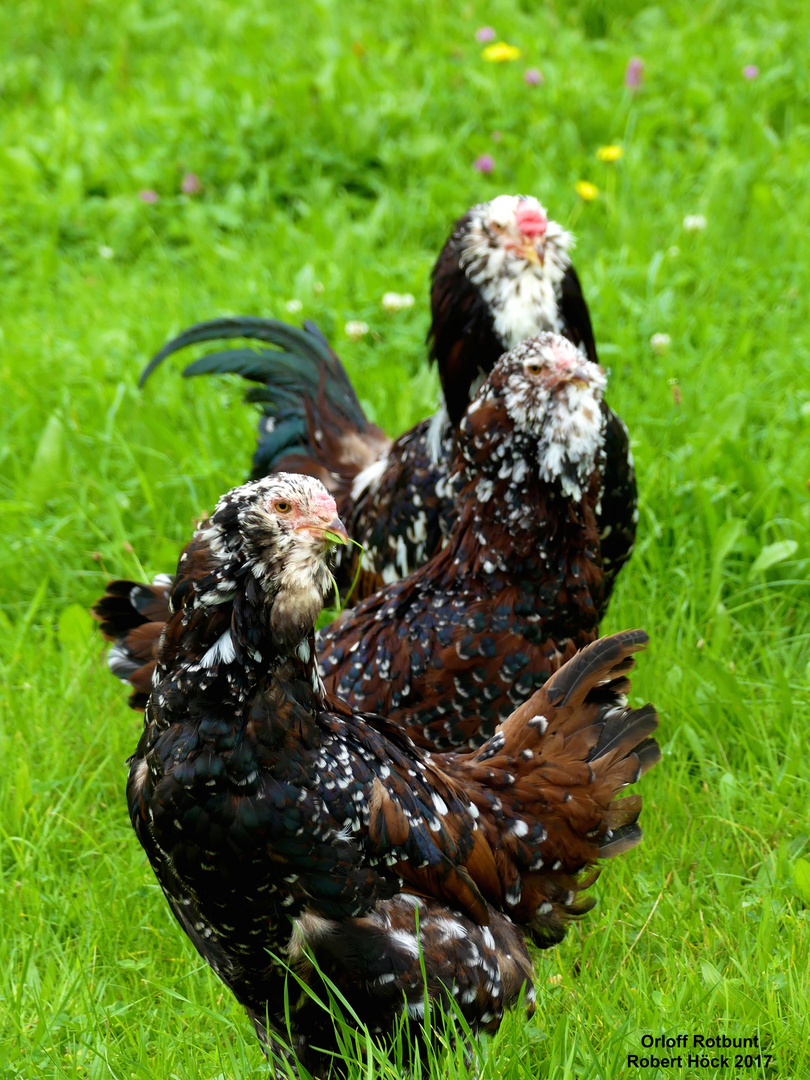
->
xmin=2 ymin=0 xmax=809 ymax=1076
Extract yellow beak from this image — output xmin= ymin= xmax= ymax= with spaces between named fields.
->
xmin=522 ymin=243 xmax=542 ymax=266
xmin=322 ymin=515 xmax=349 ymax=546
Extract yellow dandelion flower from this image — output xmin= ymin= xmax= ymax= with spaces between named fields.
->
xmin=482 ymin=42 xmax=522 ymax=63
xmin=596 ymin=144 xmax=623 ymax=163
xmin=575 ymin=180 xmax=599 ymax=201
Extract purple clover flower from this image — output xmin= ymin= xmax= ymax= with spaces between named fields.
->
xmin=139 ymin=190 xmax=159 ymax=204
xmin=475 ymin=26 xmax=496 ymax=42
xmin=524 ymin=67 xmax=543 ymax=86
xmin=474 ymin=154 xmax=495 ymax=174
xmin=625 ymin=57 xmax=644 ymax=89
xmin=742 ymin=65 xmax=759 ymax=80
xmin=181 ymin=172 xmax=202 ymax=194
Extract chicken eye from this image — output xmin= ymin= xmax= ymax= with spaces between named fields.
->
xmin=526 ymin=362 xmax=543 ymax=376
xmin=274 ymin=500 xmax=293 ymax=514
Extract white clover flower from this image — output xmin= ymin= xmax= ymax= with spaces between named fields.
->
xmin=683 ymin=214 xmax=707 ymax=232
xmin=381 ymin=292 xmax=415 ymax=312
xmin=285 ymin=299 xmax=303 ymax=313
xmin=650 ymin=332 xmax=671 ymax=355
xmin=98 ymin=245 xmax=114 ymax=259
xmin=345 ymin=320 xmax=369 ymax=341
xmin=381 ymin=292 xmax=403 ymax=312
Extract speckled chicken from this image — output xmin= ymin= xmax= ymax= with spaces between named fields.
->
xmin=318 ymin=334 xmax=614 ymax=749
xmin=140 ymin=195 xmax=635 ymax=605
xmin=124 ymin=471 xmax=659 ymax=1075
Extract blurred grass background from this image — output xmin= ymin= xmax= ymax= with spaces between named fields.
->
xmin=1 ymin=0 xmax=809 ymax=1076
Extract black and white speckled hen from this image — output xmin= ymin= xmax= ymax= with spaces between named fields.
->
xmin=139 ymin=194 xmax=635 ymax=605
xmin=125 ymin=470 xmax=659 ymax=1075
xmin=96 ymin=335 xmax=619 ymax=749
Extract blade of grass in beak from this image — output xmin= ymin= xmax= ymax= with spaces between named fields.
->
xmin=323 ymin=529 xmax=348 ymax=546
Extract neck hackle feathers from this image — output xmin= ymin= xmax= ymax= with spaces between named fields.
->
xmin=461 ymin=333 xmax=606 ymax=503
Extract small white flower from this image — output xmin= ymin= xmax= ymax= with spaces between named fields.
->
xmin=313 ymin=281 xmax=325 ymax=295
xmin=667 ymin=245 xmax=680 ymax=257
xmin=285 ymin=299 xmax=303 ymax=313
xmin=381 ymin=291 xmax=415 ymax=312
xmin=650 ymin=332 xmax=671 ymax=355
xmin=98 ymin=245 xmax=114 ymax=259
xmin=381 ymin=292 xmax=403 ymax=312
xmin=345 ymin=320 xmax=369 ymax=341
xmin=683 ymin=214 xmax=707 ymax=232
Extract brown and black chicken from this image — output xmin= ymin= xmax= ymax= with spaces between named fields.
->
xmin=126 ymin=471 xmax=659 ymax=1076
xmin=318 ymin=333 xmax=611 ymax=749
xmin=139 ymin=194 xmax=635 ymax=606
xmin=97 ymin=335 xmax=615 ymax=748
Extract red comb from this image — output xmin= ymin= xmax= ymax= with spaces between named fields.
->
xmin=515 ymin=203 xmax=547 ymax=237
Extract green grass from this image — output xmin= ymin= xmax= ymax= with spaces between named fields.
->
xmin=2 ymin=0 xmax=810 ymax=1076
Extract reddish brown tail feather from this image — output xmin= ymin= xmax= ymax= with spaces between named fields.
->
xmin=92 ymin=577 xmax=172 ymax=709
xmin=442 ymin=630 xmax=660 ymax=946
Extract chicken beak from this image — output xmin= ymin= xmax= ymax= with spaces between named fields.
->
xmin=566 ymin=363 xmax=596 ymax=388
xmin=522 ymin=243 xmax=543 ymax=266
xmin=546 ymin=362 xmax=595 ymax=391
xmin=321 ymin=515 xmax=349 ymax=547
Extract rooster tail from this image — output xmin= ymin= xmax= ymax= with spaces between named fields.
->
xmin=139 ymin=317 xmax=389 ymax=488
xmin=456 ymin=630 xmax=660 ymax=947
xmin=92 ymin=577 xmax=172 ymax=709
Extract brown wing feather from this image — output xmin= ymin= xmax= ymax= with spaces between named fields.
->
xmin=271 ymin=376 xmax=391 ymax=499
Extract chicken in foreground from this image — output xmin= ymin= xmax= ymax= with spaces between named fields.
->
xmin=124 ymin=471 xmax=659 ymax=1075
xmin=139 ymin=195 xmax=635 ymax=606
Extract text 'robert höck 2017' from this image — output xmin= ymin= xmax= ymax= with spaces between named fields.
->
xmin=626 ymin=1033 xmax=772 ymax=1070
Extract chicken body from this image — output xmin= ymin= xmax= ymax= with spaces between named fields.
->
xmin=126 ymin=473 xmax=659 ymax=1074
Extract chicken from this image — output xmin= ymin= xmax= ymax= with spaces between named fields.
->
xmin=140 ymin=195 xmax=635 ymax=606
xmin=318 ymin=334 xmax=612 ymax=748
xmin=97 ymin=335 xmax=619 ymax=748
xmin=125 ymin=471 xmax=659 ymax=1075
xmin=427 ymin=195 xmax=596 ymax=425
